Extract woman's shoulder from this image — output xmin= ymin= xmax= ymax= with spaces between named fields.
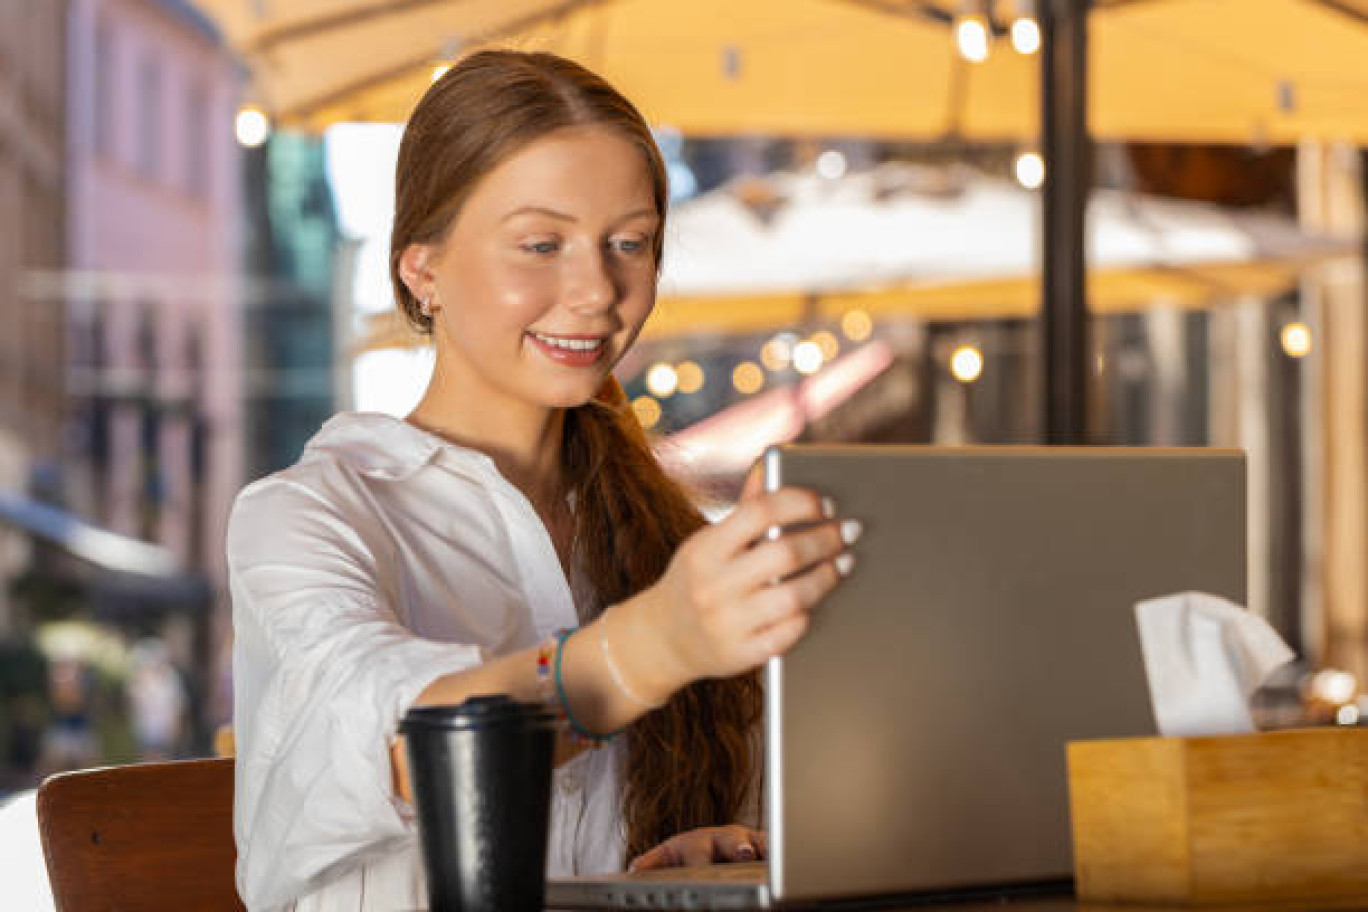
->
xmin=228 ymin=411 xmax=504 ymax=550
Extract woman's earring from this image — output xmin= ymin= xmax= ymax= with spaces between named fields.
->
xmin=420 ymin=296 xmax=432 ymax=318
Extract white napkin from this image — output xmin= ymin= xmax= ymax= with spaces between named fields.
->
xmin=1134 ymin=591 xmax=1296 ymax=737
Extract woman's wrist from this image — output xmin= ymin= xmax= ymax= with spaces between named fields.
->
xmin=608 ymin=587 xmax=692 ymax=708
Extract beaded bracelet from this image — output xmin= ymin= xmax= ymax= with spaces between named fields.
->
xmin=553 ymin=627 xmax=623 ymax=746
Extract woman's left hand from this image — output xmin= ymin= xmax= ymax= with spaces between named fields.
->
xmin=627 ymin=825 xmax=768 ymax=872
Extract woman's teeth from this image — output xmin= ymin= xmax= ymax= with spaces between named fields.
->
xmin=530 ymin=333 xmax=604 ymax=351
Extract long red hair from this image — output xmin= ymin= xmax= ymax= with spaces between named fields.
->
xmin=389 ymin=49 xmax=763 ymax=862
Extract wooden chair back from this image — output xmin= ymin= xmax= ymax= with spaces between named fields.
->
xmin=36 ymin=757 xmax=245 ymax=911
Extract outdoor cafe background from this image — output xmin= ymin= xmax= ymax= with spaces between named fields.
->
xmin=1 ymin=0 xmax=1366 ymax=801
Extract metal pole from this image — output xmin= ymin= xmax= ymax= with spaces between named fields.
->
xmin=1040 ymin=0 xmax=1091 ymax=443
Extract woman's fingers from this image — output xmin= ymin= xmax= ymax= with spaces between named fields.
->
xmin=705 ymin=488 xmax=832 ymax=562
xmin=628 ymin=841 xmax=676 ymax=872
xmin=627 ymin=827 xmax=768 ymax=873
xmin=712 ymin=825 xmax=765 ymax=863
xmin=727 ymin=520 xmax=856 ymax=594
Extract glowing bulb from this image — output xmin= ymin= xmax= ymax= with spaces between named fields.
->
xmin=1311 ymin=669 xmax=1357 ymax=705
xmin=1015 ymin=152 xmax=1045 ymax=189
xmin=235 ymin=105 xmax=270 ymax=148
xmin=792 ymin=341 xmax=824 ymax=375
xmin=732 ymin=361 xmax=764 ymax=395
xmin=955 ymin=15 xmax=991 ymax=63
xmin=1281 ymin=322 xmax=1312 ymax=358
xmin=810 ymin=330 xmax=840 ymax=362
xmin=431 ymin=63 xmax=451 ymax=83
xmin=631 ymin=396 xmax=662 ymax=430
xmin=645 ymin=363 xmax=679 ymax=397
xmin=951 ymin=345 xmax=984 ymax=383
xmin=1011 ymin=17 xmax=1041 ymax=54
xmin=841 ymin=309 xmax=873 ymax=342
xmin=816 ymin=149 xmax=848 ymax=180
xmin=761 ymin=336 xmax=794 ymax=372
xmin=676 ymin=360 xmax=705 ymax=394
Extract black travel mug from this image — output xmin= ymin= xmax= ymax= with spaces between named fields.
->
xmin=401 ymin=695 xmax=559 ymax=912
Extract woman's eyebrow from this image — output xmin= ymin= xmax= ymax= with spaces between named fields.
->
xmin=499 ymin=206 xmax=658 ymax=224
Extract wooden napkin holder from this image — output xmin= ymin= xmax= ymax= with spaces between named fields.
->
xmin=1067 ymin=727 xmax=1368 ymax=905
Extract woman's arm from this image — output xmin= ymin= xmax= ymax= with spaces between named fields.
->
xmin=392 ymin=481 xmax=858 ymax=801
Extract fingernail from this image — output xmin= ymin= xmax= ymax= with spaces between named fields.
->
xmin=737 ymin=843 xmax=756 ymax=861
xmin=840 ymin=519 xmax=863 ymax=545
xmin=836 ymin=552 xmax=856 ymax=577
xmin=821 ymin=496 xmax=836 ymax=519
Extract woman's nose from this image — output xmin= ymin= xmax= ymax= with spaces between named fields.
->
xmin=567 ymin=247 xmax=616 ymax=314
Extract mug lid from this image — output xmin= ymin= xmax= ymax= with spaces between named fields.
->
xmin=401 ymin=694 xmax=559 ymax=733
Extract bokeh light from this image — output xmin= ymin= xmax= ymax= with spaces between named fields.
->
xmin=631 ymin=395 xmax=662 ymax=429
xmin=676 ymin=360 xmax=705 ymax=394
xmin=761 ymin=335 xmax=794 ymax=372
xmin=792 ymin=341 xmax=824 ymax=375
xmin=1011 ymin=17 xmax=1041 ymax=54
xmin=732 ymin=361 xmax=764 ymax=395
xmin=841 ymin=309 xmax=873 ymax=341
xmin=645 ymin=362 xmax=679 ymax=397
xmin=1015 ymin=152 xmax=1045 ymax=190
xmin=1281 ymin=322 xmax=1313 ymax=358
xmin=955 ymin=14 xmax=990 ymax=63
xmin=810 ymin=330 xmax=840 ymax=361
xmin=816 ymin=149 xmax=848 ymax=180
xmin=951 ymin=345 xmax=984 ymax=384
xmin=234 ymin=106 xmax=270 ymax=148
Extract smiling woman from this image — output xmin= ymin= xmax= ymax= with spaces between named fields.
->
xmin=227 ymin=49 xmax=857 ymax=912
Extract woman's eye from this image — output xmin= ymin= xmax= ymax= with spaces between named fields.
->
xmin=609 ymin=236 xmax=649 ymax=255
xmin=522 ymin=240 xmax=560 ymax=255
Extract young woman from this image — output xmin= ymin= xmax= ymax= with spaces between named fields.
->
xmin=227 ymin=49 xmax=857 ymax=911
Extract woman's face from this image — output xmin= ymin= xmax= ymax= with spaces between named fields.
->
xmin=407 ymin=125 xmax=660 ymax=414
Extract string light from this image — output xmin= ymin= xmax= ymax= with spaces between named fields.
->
xmin=950 ymin=345 xmax=984 ymax=383
xmin=235 ymin=105 xmax=270 ymax=148
xmin=645 ymin=363 xmax=679 ymax=397
xmin=1281 ymin=322 xmax=1312 ymax=358
xmin=676 ymin=360 xmax=705 ymax=394
xmin=954 ymin=2 xmax=991 ymax=63
xmin=1014 ymin=151 xmax=1045 ymax=189
xmin=816 ymin=149 xmax=848 ymax=180
xmin=792 ymin=341 xmax=824 ymax=375
xmin=810 ymin=330 xmax=840 ymax=361
xmin=841 ymin=309 xmax=873 ymax=341
xmin=631 ymin=396 xmax=662 ymax=429
xmin=1010 ymin=0 xmax=1041 ymax=54
xmin=761 ymin=335 xmax=795 ymax=372
xmin=732 ymin=361 xmax=764 ymax=394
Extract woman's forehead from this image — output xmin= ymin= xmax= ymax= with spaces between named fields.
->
xmin=462 ymin=126 xmax=658 ymax=224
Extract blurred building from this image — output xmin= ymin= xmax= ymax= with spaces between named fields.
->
xmin=0 ymin=0 xmax=68 ymax=629
xmin=241 ymin=133 xmax=341 ymax=481
xmin=63 ymin=0 xmax=243 ymax=584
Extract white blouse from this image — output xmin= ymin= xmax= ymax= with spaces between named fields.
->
xmin=228 ymin=411 xmax=628 ymax=912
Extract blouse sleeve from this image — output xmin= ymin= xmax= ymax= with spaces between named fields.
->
xmin=227 ymin=478 xmax=483 ymax=910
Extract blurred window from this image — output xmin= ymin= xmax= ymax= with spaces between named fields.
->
xmin=136 ymin=51 xmax=162 ymax=182
xmin=185 ymin=80 xmax=209 ymax=199
xmin=94 ymin=17 xmax=114 ymax=160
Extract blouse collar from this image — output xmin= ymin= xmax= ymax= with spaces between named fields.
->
xmin=299 ymin=411 xmax=496 ymax=481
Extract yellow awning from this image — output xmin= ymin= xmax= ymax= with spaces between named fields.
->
xmin=195 ymin=0 xmax=1368 ymax=144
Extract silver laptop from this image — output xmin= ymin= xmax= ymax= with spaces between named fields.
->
xmin=547 ymin=445 xmax=1246 ymax=909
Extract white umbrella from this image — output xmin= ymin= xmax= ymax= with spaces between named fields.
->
xmin=659 ymin=162 xmax=1353 ymax=300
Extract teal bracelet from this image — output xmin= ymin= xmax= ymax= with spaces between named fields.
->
xmin=554 ymin=627 xmax=623 ymax=745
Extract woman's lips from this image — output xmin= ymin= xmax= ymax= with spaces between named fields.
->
xmin=526 ymin=331 xmax=608 ymax=367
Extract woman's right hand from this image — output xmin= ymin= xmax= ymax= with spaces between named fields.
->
xmin=634 ymin=476 xmax=859 ymax=690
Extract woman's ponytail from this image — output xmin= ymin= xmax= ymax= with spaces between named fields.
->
xmin=564 ymin=377 xmax=764 ymax=861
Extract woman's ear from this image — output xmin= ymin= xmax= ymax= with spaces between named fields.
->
xmin=398 ymin=243 xmax=438 ymax=304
